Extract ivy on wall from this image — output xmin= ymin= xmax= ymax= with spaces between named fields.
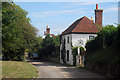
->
xmin=72 ymin=46 xmax=85 ymax=66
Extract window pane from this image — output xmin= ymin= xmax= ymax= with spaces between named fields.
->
xmin=89 ymin=36 xmax=94 ymax=39
xmin=67 ymin=50 xmax=69 ymax=61
xmin=67 ymin=36 xmax=69 ymax=43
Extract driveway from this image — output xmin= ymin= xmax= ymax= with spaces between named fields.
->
xmin=28 ymin=60 xmax=104 ymax=78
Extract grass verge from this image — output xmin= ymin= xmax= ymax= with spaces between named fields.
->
xmin=2 ymin=61 xmax=38 ymax=78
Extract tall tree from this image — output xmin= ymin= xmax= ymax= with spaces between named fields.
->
xmin=2 ymin=2 xmax=38 ymax=60
xmin=41 ymin=35 xmax=55 ymax=57
xmin=53 ymin=34 xmax=60 ymax=46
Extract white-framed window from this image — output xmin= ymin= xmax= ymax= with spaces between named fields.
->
xmin=89 ymin=36 xmax=95 ymax=40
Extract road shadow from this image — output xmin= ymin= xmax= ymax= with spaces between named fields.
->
xmin=28 ymin=59 xmax=105 ymax=78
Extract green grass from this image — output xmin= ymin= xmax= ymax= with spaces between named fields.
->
xmin=2 ymin=61 xmax=38 ymax=78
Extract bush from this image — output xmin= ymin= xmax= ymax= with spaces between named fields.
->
xmin=85 ymin=25 xmax=120 ymax=78
xmin=72 ymin=46 xmax=85 ymax=66
xmin=86 ymin=25 xmax=118 ymax=53
xmin=72 ymin=47 xmax=78 ymax=66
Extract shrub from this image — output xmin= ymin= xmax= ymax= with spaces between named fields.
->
xmin=72 ymin=47 xmax=78 ymax=66
xmin=85 ymin=25 xmax=120 ymax=78
xmin=72 ymin=46 xmax=85 ymax=66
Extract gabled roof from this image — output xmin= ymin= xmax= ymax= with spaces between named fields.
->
xmin=62 ymin=16 xmax=98 ymax=35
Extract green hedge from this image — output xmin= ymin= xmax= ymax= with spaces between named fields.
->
xmin=85 ymin=25 xmax=120 ymax=78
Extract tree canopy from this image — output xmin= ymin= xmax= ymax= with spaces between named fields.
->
xmin=2 ymin=2 xmax=40 ymax=60
xmin=41 ymin=35 xmax=55 ymax=57
xmin=85 ymin=25 xmax=120 ymax=78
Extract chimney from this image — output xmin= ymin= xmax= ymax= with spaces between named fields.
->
xmin=94 ymin=4 xmax=103 ymax=27
xmin=46 ymin=25 xmax=50 ymax=34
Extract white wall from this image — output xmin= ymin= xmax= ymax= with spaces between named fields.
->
xmin=60 ymin=33 xmax=97 ymax=65
xmin=72 ymin=33 xmax=97 ymax=49
xmin=64 ymin=34 xmax=73 ymax=65
xmin=60 ymin=34 xmax=73 ymax=65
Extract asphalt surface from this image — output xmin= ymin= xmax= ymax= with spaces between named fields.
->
xmin=28 ymin=60 xmax=104 ymax=78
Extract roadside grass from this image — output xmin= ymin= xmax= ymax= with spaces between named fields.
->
xmin=2 ymin=61 xmax=38 ymax=78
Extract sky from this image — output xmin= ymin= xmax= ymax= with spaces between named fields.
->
xmin=15 ymin=2 xmax=118 ymax=36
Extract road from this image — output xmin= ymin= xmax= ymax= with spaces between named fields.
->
xmin=28 ymin=60 xmax=104 ymax=78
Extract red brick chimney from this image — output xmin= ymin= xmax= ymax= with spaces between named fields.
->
xmin=94 ymin=4 xmax=103 ymax=27
xmin=46 ymin=26 xmax=50 ymax=34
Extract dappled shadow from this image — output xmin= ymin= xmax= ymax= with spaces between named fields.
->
xmin=26 ymin=59 xmax=43 ymax=62
xmin=60 ymin=67 xmax=88 ymax=73
xmin=59 ymin=67 xmax=103 ymax=78
xmin=32 ymin=63 xmax=58 ymax=66
xmin=28 ymin=59 xmax=71 ymax=67
xmin=28 ymin=59 xmax=104 ymax=78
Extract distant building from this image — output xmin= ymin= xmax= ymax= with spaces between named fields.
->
xmin=60 ymin=4 xmax=103 ymax=65
xmin=42 ymin=26 xmax=55 ymax=38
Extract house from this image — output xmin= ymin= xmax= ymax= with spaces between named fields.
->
xmin=60 ymin=4 xmax=103 ymax=65
xmin=42 ymin=26 xmax=55 ymax=38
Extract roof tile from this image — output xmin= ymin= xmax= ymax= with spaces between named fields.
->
xmin=62 ymin=16 xmax=99 ymax=35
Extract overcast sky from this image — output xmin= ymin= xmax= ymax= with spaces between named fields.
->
xmin=15 ymin=2 xmax=118 ymax=36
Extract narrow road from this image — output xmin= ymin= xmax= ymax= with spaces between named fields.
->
xmin=28 ymin=60 xmax=104 ymax=78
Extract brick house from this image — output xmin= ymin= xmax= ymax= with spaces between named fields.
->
xmin=60 ymin=4 xmax=103 ymax=65
xmin=42 ymin=26 xmax=55 ymax=38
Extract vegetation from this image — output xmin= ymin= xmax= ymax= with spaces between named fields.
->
xmin=72 ymin=47 xmax=78 ymax=66
xmin=2 ymin=2 xmax=61 ymax=61
xmin=61 ymin=38 xmax=66 ymax=63
xmin=2 ymin=2 xmax=42 ymax=61
xmin=2 ymin=61 xmax=38 ymax=78
xmin=52 ymin=35 xmax=60 ymax=57
xmin=53 ymin=34 xmax=60 ymax=46
xmin=40 ymin=35 xmax=55 ymax=57
xmin=85 ymin=25 xmax=120 ymax=78
xmin=72 ymin=46 xmax=85 ymax=66
xmin=39 ymin=34 xmax=60 ymax=58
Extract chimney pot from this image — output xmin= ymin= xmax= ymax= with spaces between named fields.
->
xmin=46 ymin=26 xmax=50 ymax=34
xmin=91 ymin=17 xmax=94 ymax=22
xmin=47 ymin=25 xmax=48 ymax=29
xmin=91 ymin=17 xmax=93 ymax=20
xmin=96 ymin=4 xmax=98 ymax=9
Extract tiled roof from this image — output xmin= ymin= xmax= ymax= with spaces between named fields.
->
xmin=62 ymin=16 xmax=99 ymax=35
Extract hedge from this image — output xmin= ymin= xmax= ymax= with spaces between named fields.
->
xmin=85 ymin=25 xmax=120 ymax=78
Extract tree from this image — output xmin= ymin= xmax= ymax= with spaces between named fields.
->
xmin=2 ymin=2 xmax=38 ymax=61
xmin=41 ymin=35 xmax=55 ymax=57
xmin=53 ymin=34 xmax=60 ymax=46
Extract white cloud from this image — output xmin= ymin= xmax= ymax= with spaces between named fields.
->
xmin=104 ymin=5 xmax=118 ymax=12
xmin=61 ymin=2 xmax=103 ymax=9
xmin=31 ymin=9 xmax=85 ymax=18
xmin=44 ymin=9 xmax=81 ymax=14
xmin=104 ymin=6 xmax=118 ymax=12
xmin=51 ymin=28 xmax=63 ymax=33
xmin=51 ymin=28 xmax=67 ymax=35
xmin=78 ymin=2 xmax=99 ymax=6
